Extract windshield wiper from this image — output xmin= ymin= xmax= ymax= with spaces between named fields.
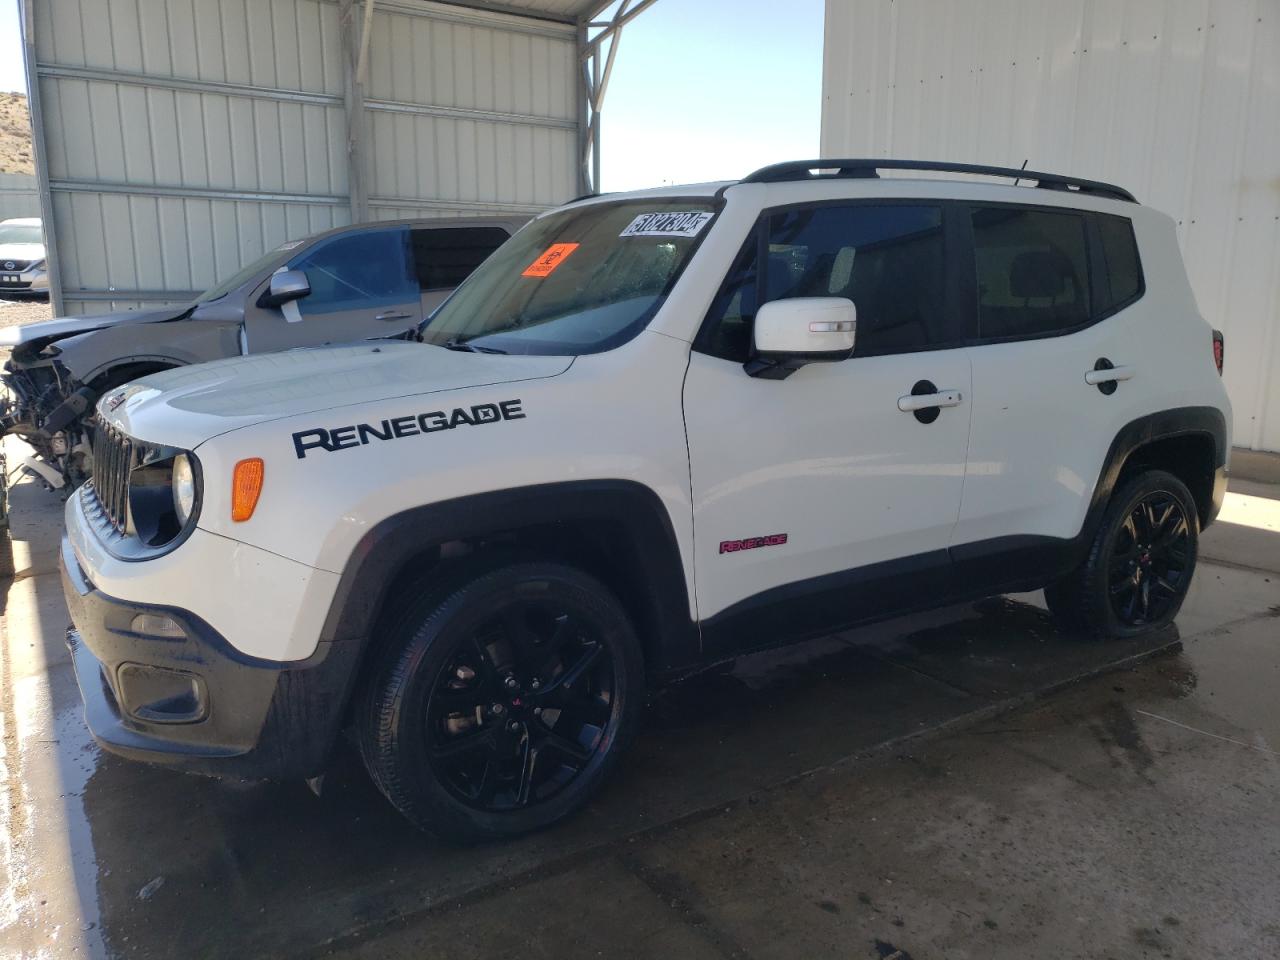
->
xmin=441 ymin=338 xmax=508 ymax=355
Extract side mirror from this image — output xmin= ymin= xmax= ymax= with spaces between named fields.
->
xmin=257 ymin=269 xmax=311 ymax=309
xmin=746 ymin=297 xmax=856 ymax=379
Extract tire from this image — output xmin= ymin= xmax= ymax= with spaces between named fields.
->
xmin=1044 ymin=469 xmax=1199 ymax=639
xmin=357 ymin=559 xmax=644 ymax=841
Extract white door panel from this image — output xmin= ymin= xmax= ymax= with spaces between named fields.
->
xmin=685 ymin=348 xmax=972 ymax=620
xmin=954 ymin=319 xmax=1139 ymax=546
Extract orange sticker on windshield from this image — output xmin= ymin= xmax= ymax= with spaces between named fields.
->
xmin=522 ymin=242 xmax=579 ymax=278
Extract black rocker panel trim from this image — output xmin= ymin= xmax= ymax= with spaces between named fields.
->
xmin=699 ymin=549 xmax=952 ymax=661
xmin=703 ymin=406 xmax=1227 ymax=659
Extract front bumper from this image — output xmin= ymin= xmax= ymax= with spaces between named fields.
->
xmin=0 ymin=267 xmax=48 ymax=293
xmin=61 ymin=534 xmax=354 ymax=780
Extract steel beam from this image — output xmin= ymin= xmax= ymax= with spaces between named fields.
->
xmin=368 ymin=196 xmax=549 ymax=214
xmin=36 ymin=63 xmax=573 ymax=131
xmin=20 ymin=1 xmax=65 ymax=316
xmin=35 ymin=63 xmax=342 ymax=107
xmin=63 ymin=290 xmax=200 ymax=303
xmin=577 ymin=0 xmax=657 ymax=194
xmin=48 ymin=180 xmax=347 ymax=206
xmin=339 ymin=0 xmax=369 ymax=223
xmin=366 ymin=97 xmax=576 ymax=129
xmin=367 ymin=0 xmax=576 ymax=38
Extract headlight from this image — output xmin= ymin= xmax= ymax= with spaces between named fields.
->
xmin=172 ymin=453 xmax=197 ymax=526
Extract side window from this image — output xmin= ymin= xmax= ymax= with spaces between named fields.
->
xmin=1095 ymin=213 xmax=1143 ymax=313
xmin=290 ymin=226 xmax=415 ymax=316
xmin=971 ymin=207 xmax=1090 ymax=339
xmin=700 ymin=204 xmax=947 ymax=362
xmin=411 ymin=226 xmax=511 ymax=291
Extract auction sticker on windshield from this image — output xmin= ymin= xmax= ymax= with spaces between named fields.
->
xmin=619 ymin=211 xmax=713 ymax=238
xmin=522 ymin=243 xmax=580 ymax=278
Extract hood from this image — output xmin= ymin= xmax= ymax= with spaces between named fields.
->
xmin=98 ymin=340 xmax=574 ymax=450
xmin=0 ymin=242 xmax=44 ymax=262
xmin=0 ymin=304 xmax=190 ymax=350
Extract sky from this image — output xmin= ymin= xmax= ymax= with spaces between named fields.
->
xmin=0 ymin=0 xmax=21 ymax=93
xmin=0 ymin=0 xmax=824 ymax=191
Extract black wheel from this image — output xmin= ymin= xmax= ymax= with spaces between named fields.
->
xmin=1044 ymin=469 xmax=1198 ymax=638
xmin=357 ymin=560 xmax=643 ymax=840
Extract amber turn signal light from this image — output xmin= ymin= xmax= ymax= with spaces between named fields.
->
xmin=231 ymin=458 xmax=265 ymax=522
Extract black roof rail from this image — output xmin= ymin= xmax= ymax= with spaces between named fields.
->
xmin=739 ymin=159 xmax=1137 ymax=203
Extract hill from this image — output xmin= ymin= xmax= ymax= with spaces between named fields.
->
xmin=0 ymin=93 xmax=35 ymax=175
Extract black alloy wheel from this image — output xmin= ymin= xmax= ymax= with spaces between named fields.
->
xmin=1106 ymin=491 xmax=1191 ymax=627
xmin=358 ymin=560 xmax=643 ymax=840
xmin=426 ymin=599 xmax=617 ymax=811
xmin=1044 ymin=469 xmax=1200 ymax=639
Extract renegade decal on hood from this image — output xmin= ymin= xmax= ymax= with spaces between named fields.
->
xmin=292 ymin=399 xmax=525 ymax=459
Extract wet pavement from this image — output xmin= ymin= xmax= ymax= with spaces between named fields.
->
xmin=0 ymin=447 xmax=1277 ymax=959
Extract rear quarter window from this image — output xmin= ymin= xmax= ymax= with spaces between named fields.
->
xmin=1095 ymin=213 xmax=1143 ymax=314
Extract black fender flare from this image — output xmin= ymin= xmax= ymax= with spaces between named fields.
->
xmin=290 ymin=480 xmax=699 ymax=769
xmin=946 ymin=406 xmax=1227 ymax=597
xmin=1084 ymin=405 xmax=1228 ymax=533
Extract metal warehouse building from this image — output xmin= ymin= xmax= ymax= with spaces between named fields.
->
xmin=822 ymin=0 xmax=1280 ymax=453
xmin=20 ymin=0 xmax=647 ymax=315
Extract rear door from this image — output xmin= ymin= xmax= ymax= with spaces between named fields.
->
xmin=684 ymin=202 xmax=973 ymax=655
xmin=411 ymin=224 xmax=513 ymax=316
xmin=952 ymin=204 xmax=1145 ymax=569
xmin=244 ymin=225 xmax=419 ymax=352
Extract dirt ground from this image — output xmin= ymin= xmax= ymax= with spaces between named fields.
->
xmin=0 ymin=295 xmax=52 ymax=327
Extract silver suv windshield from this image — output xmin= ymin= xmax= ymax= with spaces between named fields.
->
xmin=0 ymin=222 xmax=42 ymax=245
xmin=421 ymin=199 xmax=716 ymax=355
xmin=196 ymin=239 xmax=304 ymax=303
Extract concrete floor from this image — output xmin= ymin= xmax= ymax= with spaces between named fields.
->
xmin=0 ymin=453 xmax=1277 ymax=959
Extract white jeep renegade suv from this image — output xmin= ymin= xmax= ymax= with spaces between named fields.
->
xmin=62 ymin=160 xmax=1230 ymax=840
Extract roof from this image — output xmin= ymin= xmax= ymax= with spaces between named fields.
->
xmin=436 ymin=0 xmax=614 ymax=24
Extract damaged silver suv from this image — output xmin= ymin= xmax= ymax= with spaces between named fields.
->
xmin=0 ymin=216 xmax=523 ymax=490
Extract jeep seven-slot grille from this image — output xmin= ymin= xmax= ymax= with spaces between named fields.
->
xmin=91 ymin=421 xmax=135 ymax=533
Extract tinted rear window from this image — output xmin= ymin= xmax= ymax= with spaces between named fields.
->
xmin=412 ymin=226 xmax=511 ymax=291
xmin=972 ymin=207 xmax=1091 ymax=340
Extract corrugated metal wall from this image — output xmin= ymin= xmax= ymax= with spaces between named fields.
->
xmin=26 ymin=0 xmax=577 ymax=316
xmin=821 ymin=0 xmax=1280 ymax=452
xmin=363 ymin=1 xmax=578 ymax=221
xmin=0 ymin=173 xmax=40 ymax=220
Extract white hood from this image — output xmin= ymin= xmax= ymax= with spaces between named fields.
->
xmin=97 ymin=340 xmax=574 ymax=450
xmin=0 ymin=242 xmax=44 ymax=263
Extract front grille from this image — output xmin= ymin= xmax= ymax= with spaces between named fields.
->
xmin=0 ymin=259 xmax=34 ymax=272
xmin=91 ymin=420 xmax=136 ymax=534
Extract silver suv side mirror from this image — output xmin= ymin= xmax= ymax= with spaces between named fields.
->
xmin=746 ymin=297 xmax=856 ymax=380
xmin=258 ymin=269 xmax=311 ymax=309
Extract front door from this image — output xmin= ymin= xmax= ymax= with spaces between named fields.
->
xmin=683 ymin=202 xmax=973 ymax=656
xmin=244 ymin=225 xmax=420 ymax=352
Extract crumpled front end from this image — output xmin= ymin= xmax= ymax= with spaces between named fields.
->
xmin=1 ymin=344 xmax=96 ymax=486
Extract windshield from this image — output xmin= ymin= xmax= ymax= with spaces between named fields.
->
xmin=0 ymin=222 xmax=42 ymax=245
xmin=421 ymin=200 xmax=717 ymax=355
xmin=196 ymin=239 xmax=304 ymax=303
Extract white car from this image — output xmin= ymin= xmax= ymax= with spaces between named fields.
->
xmin=0 ymin=217 xmax=48 ymax=296
xmin=60 ymin=160 xmax=1231 ymax=841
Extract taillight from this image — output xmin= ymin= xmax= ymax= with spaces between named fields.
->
xmin=1212 ymin=330 xmax=1224 ymax=376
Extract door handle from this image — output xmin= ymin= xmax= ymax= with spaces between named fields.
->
xmin=1086 ymin=357 xmax=1133 ymax=395
xmin=1084 ymin=366 xmax=1134 ymax=385
xmin=899 ymin=380 xmax=962 ymax=424
xmin=375 ymin=310 xmax=413 ymax=321
xmin=897 ymin=390 xmax=963 ymax=412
